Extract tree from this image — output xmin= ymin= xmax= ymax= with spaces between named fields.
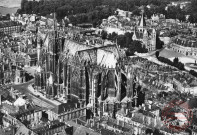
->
xmin=177 ymin=13 xmax=186 ymax=22
xmin=101 ymin=30 xmax=108 ymax=40
xmin=117 ymin=35 xmax=126 ymax=48
xmin=111 ymin=32 xmax=118 ymax=40
xmin=133 ymin=8 xmax=141 ymax=16
xmin=126 ymin=40 xmax=148 ymax=56
xmin=188 ymin=13 xmax=197 ymax=23
xmin=157 ymin=56 xmax=185 ymax=70
xmin=21 ymin=0 xmax=28 ymax=11
xmin=173 ymin=57 xmax=179 ymax=66
xmin=146 ymin=128 xmax=153 ymax=135
xmin=17 ymin=9 xmax=22 ymax=14
xmin=153 ymin=128 xmax=164 ymax=135
xmin=56 ymin=5 xmax=73 ymax=20
xmin=177 ymin=62 xmax=185 ymax=70
xmin=6 ymin=14 xmax=10 ymax=20
xmin=156 ymin=34 xmax=164 ymax=49
xmin=189 ymin=0 xmax=197 ymax=15
xmin=125 ymin=32 xmax=133 ymax=47
xmin=155 ymin=51 xmax=160 ymax=58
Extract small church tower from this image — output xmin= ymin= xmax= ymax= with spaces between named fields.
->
xmin=151 ymin=28 xmax=157 ymax=50
xmin=37 ymin=37 xmax=41 ymax=66
xmin=131 ymin=6 xmax=157 ymax=51
xmin=138 ymin=7 xmax=146 ymax=32
xmin=143 ymin=29 xmax=149 ymax=47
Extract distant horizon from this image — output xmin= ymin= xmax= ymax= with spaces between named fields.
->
xmin=0 ymin=6 xmax=20 ymax=8
xmin=0 ymin=0 xmax=21 ymax=8
xmin=0 ymin=6 xmax=20 ymax=15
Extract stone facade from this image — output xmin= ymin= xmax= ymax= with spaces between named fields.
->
xmin=170 ymin=35 xmax=197 ymax=56
xmin=132 ymin=12 xmax=156 ymax=51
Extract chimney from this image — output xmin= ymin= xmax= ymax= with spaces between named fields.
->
xmin=0 ymin=95 xmax=1 ymax=105
xmin=126 ymin=109 xmax=128 ymax=115
xmin=148 ymin=104 xmax=151 ymax=110
xmin=93 ymin=118 xmax=95 ymax=126
xmin=87 ymin=119 xmax=89 ymax=124
xmin=117 ymin=119 xmax=119 ymax=125
xmin=16 ymin=106 xmax=19 ymax=113
xmin=97 ymin=122 xmax=99 ymax=129
xmin=25 ymin=103 xmax=27 ymax=110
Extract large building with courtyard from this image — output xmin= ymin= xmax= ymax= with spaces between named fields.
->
xmin=170 ymin=35 xmax=197 ymax=56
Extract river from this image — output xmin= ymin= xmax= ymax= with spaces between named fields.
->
xmin=0 ymin=6 xmax=19 ymax=15
xmin=0 ymin=0 xmax=21 ymax=15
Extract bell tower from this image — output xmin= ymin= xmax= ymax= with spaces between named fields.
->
xmin=138 ymin=7 xmax=146 ymax=32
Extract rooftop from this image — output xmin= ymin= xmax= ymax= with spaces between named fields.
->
xmin=33 ymin=120 xmax=69 ymax=134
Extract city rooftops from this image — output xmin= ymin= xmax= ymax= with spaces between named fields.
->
xmin=51 ymin=95 xmax=79 ymax=114
xmin=138 ymin=109 xmax=156 ymax=118
xmin=33 ymin=120 xmax=70 ymax=134
xmin=11 ymin=104 xmax=42 ymax=118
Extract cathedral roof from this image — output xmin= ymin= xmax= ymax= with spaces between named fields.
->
xmin=77 ymin=48 xmax=117 ymax=68
xmin=63 ymin=39 xmax=93 ymax=56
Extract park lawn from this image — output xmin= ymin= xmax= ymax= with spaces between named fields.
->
xmin=159 ymin=48 xmax=185 ymax=58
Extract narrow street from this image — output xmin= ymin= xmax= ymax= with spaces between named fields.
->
xmin=12 ymin=79 xmax=56 ymax=109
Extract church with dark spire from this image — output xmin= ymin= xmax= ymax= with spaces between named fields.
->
xmin=132 ymin=7 xmax=156 ymax=51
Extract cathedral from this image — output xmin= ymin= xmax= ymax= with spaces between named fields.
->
xmin=33 ymin=15 xmax=145 ymax=122
xmin=132 ymin=10 xmax=157 ymax=51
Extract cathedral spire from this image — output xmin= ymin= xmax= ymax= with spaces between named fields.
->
xmin=53 ymin=12 xmax=57 ymax=31
xmin=37 ymin=37 xmax=41 ymax=66
xmin=138 ymin=8 xmax=146 ymax=27
xmin=138 ymin=6 xmax=146 ymax=32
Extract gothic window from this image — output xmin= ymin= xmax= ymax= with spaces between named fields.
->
xmin=107 ymin=71 xmax=115 ymax=88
